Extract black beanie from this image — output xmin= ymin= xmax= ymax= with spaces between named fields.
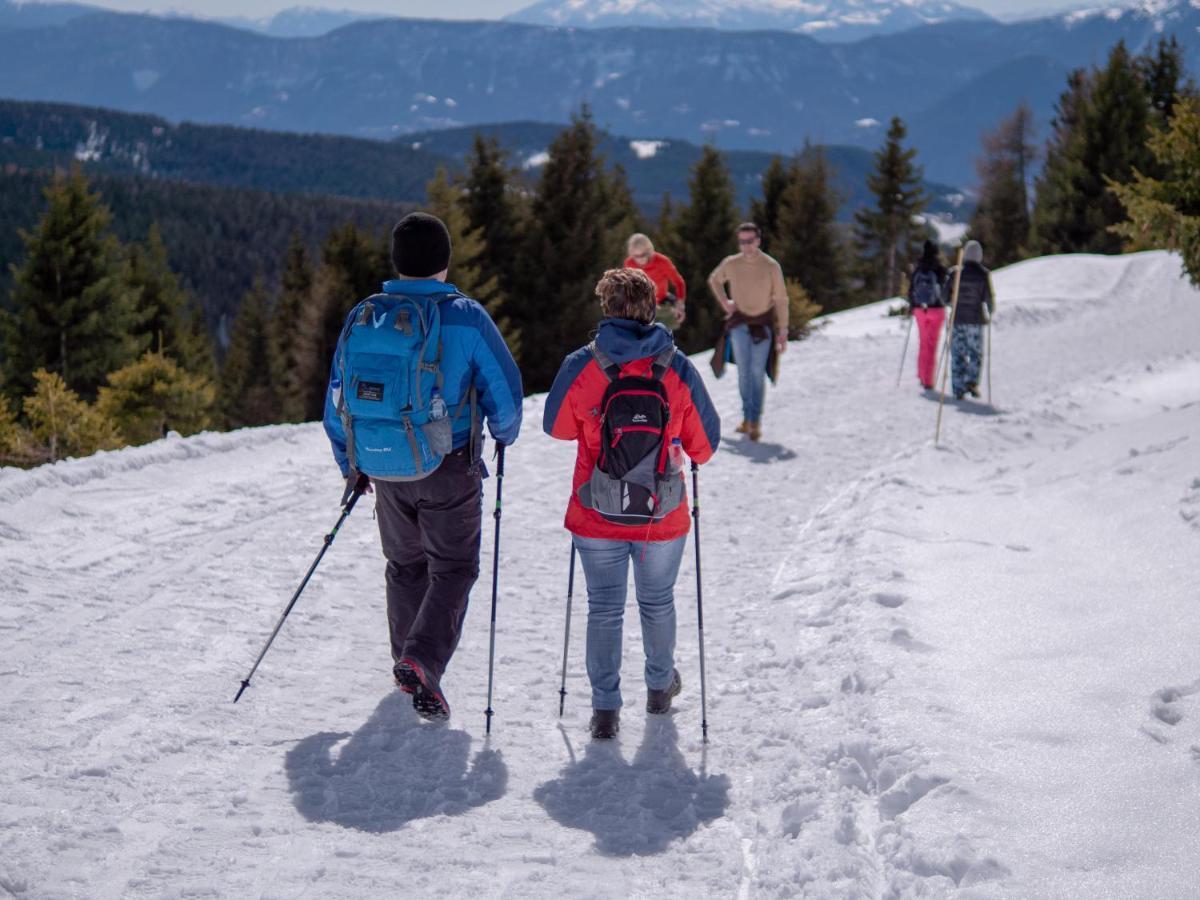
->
xmin=391 ymin=212 xmax=451 ymax=278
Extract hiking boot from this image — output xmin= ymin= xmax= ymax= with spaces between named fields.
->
xmin=395 ymin=657 xmax=450 ymax=721
xmin=967 ymin=382 xmax=981 ymax=398
xmin=646 ymin=669 xmax=682 ymax=714
xmin=748 ymin=421 xmax=762 ymax=442
xmin=954 ymin=390 xmax=965 ymax=401
xmin=590 ymin=708 xmax=620 ymax=740
xmin=735 ymin=420 xmax=749 ymax=434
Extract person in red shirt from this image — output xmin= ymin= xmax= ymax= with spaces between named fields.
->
xmin=625 ymin=233 xmax=687 ymax=330
xmin=543 ymin=268 xmax=720 ymax=739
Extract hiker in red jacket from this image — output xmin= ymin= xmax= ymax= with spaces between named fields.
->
xmin=625 ymin=233 xmax=687 ymax=330
xmin=543 ymin=268 xmax=720 ymax=740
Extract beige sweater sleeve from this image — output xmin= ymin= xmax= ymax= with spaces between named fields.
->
xmin=771 ymin=259 xmax=789 ymax=336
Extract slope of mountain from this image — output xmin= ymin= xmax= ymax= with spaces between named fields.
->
xmin=0 ymin=3 xmax=1196 ymax=184
xmin=506 ymin=0 xmax=994 ymax=41
xmin=0 ymin=0 xmax=96 ymax=30
xmin=2 ymin=251 xmax=1199 ymax=897
xmin=217 ymin=6 xmax=385 ymax=38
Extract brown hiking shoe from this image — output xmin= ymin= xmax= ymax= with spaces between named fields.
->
xmin=748 ymin=421 xmax=762 ymax=442
xmin=646 ymin=669 xmax=682 ymax=714
xmin=735 ymin=420 xmax=750 ymax=434
xmin=590 ymin=708 xmax=620 ymax=739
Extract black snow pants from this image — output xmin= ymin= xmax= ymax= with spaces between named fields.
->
xmin=373 ymin=446 xmax=483 ymax=683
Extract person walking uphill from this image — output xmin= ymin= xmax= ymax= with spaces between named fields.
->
xmin=625 ymin=233 xmax=687 ymax=330
xmin=707 ymin=222 xmax=788 ymax=442
xmin=908 ymin=240 xmax=949 ymax=390
xmin=323 ymin=212 xmax=523 ymax=721
xmin=944 ymin=239 xmax=995 ymax=400
xmin=543 ymin=268 xmax=720 ymax=740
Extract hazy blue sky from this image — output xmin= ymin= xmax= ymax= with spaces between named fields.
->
xmin=48 ymin=0 xmax=1094 ymax=23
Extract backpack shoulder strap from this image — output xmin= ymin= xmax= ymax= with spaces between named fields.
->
xmin=649 ymin=345 xmax=676 ymax=382
xmin=588 ymin=341 xmax=623 ymax=382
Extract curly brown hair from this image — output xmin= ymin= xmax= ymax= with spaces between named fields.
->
xmin=595 ymin=267 xmax=657 ymax=324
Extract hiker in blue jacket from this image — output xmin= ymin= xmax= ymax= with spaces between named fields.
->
xmin=323 ymin=212 xmax=523 ymax=720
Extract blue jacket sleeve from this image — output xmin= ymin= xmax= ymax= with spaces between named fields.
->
xmin=470 ymin=307 xmax=523 ymax=446
xmin=322 ymin=308 xmax=357 ymax=477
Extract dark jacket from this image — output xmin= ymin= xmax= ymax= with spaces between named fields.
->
xmin=944 ymin=262 xmax=995 ymax=326
xmin=710 ymin=309 xmax=780 ymax=384
xmin=908 ymin=260 xmax=948 ymax=308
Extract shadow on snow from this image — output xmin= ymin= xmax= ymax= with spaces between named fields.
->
xmin=285 ymin=692 xmax=506 ymax=832
xmin=533 ymin=715 xmax=730 ymax=856
xmin=721 ymin=435 xmax=798 ymax=463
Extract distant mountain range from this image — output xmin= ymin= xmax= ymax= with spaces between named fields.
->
xmin=505 ymin=0 xmax=994 ymax=42
xmin=0 ymin=99 xmax=964 ymax=219
xmin=0 ymin=1 xmax=1197 ymax=184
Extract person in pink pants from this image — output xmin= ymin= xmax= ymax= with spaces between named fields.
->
xmin=907 ymin=240 xmax=948 ymax=390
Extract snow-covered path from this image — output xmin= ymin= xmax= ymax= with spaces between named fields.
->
xmin=1 ymin=252 xmax=1198 ymax=899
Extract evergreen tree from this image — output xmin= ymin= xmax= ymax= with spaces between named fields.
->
xmin=220 ymin=282 xmax=280 ymax=428
xmin=853 ymin=117 xmax=926 ymax=300
xmin=1139 ymin=36 xmax=1191 ymax=131
xmin=776 ymin=146 xmax=847 ymax=312
xmin=461 ymin=134 xmax=525 ymax=304
xmin=97 ymin=351 xmax=216 ymax=445
xmin=22 ymin=369 xmax=121 ymax=462
xmin=970 ymin=103 xmax=1037 ymax=268
xmin=1 ymin=169 xmax=143 ymax=402
xmin=748 ymin=157 xmax=789 ymax=256
xmin=1111 ymin=97 xmax=1200 ymax=286
xmin=673 ymin=145 xmax=740 ymax=354
xmin=126 ymin=225 xmax=214 ymax=376
xmin=1031 ymin=42 xmax=1153 ymax=255
xmin=426 ymin=167 xmax=521 ymax=360
xmin=272 ymin=232 xmax=315 ymax=422
xmin=0 ymin=397 xmax=30 ymax=464
xmin=514 ymin=110 xmax=631 ymax=390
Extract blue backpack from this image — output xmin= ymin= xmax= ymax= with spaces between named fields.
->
xmin=335 ymin=291 xmax=474 ymax=480
xmin=911 ymin=269 xmax=940 ymax=307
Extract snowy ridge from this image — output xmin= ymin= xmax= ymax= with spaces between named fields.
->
xmin=2 ymin=251 xmax=1199 ymax=896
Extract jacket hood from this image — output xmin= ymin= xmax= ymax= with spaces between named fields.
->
xmin=964 ymin=240 xmax=984 ymax=264
xmin=595 ymin=318 xmax=674 ymax=364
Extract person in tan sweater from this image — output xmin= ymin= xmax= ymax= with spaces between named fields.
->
xmin=707 ymin=222 xmax=788 ymax=441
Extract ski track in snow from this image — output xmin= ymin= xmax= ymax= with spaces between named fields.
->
xmin=2 ymin=251 xmax=1199 ymax=898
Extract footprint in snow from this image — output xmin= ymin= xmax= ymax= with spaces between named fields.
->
xmin=872 ymin=592 xmax=906 ymax=608
xmin=1145 ymin=679 xmax=1200 ymax=745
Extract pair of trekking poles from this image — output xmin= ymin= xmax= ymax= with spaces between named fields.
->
xmin=233 ymin=448 xmax=712 ymax=741
xmin=233 ymin=447 xmax=508 ymax=736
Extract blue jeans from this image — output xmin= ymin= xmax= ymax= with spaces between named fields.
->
xmin=728 ymin=323 xmax=771 ymax=423
xmin=573 ymin=534 xmax=687 ymax=711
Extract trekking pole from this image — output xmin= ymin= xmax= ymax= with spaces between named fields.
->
xmin=691 ymin=461 xmax=709 ymax=743
xmin=895 ymin=311 xmax=914 ymax=387
xmin=233 ymin=474 xmax=369 ymax=703
xmin=986 ymin=319 xmax=993 ymax=405
xmin=934 ymin=245 xmax=966 ymax=446
xmin=557 ymin=543 xmax=577 ymax=717
xmin=484 ymin=443 xmax=505 ymax=735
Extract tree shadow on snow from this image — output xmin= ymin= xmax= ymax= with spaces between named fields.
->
xmin=722 ymin=436 xmax=798 ymax=464
xmin=533 ymin=715 xmax=730 ymax=856
xmin=285 ymin=692 xmax=507 ymax=833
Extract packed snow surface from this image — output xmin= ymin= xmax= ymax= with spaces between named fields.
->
xmin=2 ymin=251 xmax=1199 ymax=898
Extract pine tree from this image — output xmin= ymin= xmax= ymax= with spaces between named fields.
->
xmin=0 ymin=397 xmax=30 ymax=464
xmin=1 ymin=169 xmax=143 ymax=402
xmin=1031 ymin=42 xmax=1154 ymax=255
xmin=426 ymin=167 xmax=521 ymax=360
xmin=126 ymin=225 xmax=214 ymax=376
xmin=220 ymin=282 xmax=280 ymax=428
xmin=970 ymin=104 xmax=1037 ymax=268
xmin=1111 ymin=97 xmax=1200 ymax=286
xmin=674 ymin=145 xmax=740 ymax=354
xmin=1139 ymin=36 xmax=1192 ymax=132
xmin=748 ymin=157 xmax=789 ymax=256
xmin=776 ymin=146 xmax=846 ymax=312
xmin=97 ymin=351 xmax=216 ymax=445
xmin=272 ymin=232 xmax=315 ymax=422
xmin=23 ymin=369 xmax=121 ymax=462
xmin=853 ymin=117 xmax=926 ymax=301
xmin=461 ymin=134 xmax=526 ymax=304
xmin=514 ymin=110 xmax=632 ymax=390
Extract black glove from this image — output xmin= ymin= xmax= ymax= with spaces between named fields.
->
xmin=341 ymin=469 xmax=371 ymax=507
